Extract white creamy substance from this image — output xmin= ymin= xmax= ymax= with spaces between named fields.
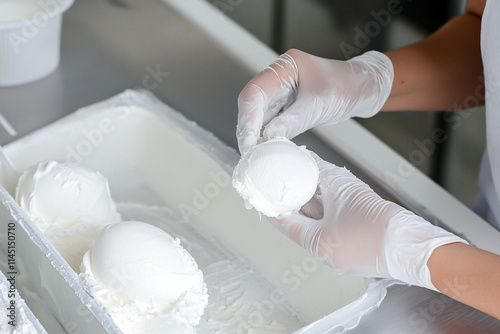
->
xmin=114 ymin=203 xmax=308 ymax=333
xmin=4 ymin=98 xmax=369 ymax=333
xmin=79 ymin=221 xmax=208 ymax=334
xmin=0 ymin=2 xmax=41 ymax=23
xmin=15 ymin=160 xmax=121 ymax=271
xmin=198 ymin=259 xmax=301 ymax=333
xmin=0 ymin=272 xmax=45 ymax=334
xmin=232 ymin=137 xmax=320 ymax=217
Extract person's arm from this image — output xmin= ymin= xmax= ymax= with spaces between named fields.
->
xmin=383 ymin=0 xmax=486 ymax=111
xmin=235 ymin=0 xmax=486 ymax=153
xmin=428 ymin=242 xmax=500 ymax=319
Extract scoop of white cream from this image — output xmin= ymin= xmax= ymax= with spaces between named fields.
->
xmin=15 ymin=160 xmax=121 ymax=271
xmin=80 ymin=221 xmax=208 ymax=333
xmin=16 ymin=160 xmax=119 ymax=229
xmin=232 ymin=137 xmax=319 ymax=217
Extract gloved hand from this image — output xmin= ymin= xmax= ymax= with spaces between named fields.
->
xmin=269 ymin=153 xmax=468 ymax=291
xmin=236 ymin=49 xmax=394 ymax=154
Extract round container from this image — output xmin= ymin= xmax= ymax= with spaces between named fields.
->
xmin=0 ymin=0 xmax=74 ymax=87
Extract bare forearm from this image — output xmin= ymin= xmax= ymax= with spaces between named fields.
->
xmin=427 ymin=243 xmax=500 ymax=319
xmin=382 ymin=11 xmax=484 ymax=111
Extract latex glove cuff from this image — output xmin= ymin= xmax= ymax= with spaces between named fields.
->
xmin=384 ymin=210 xmax=469 ymax=291
xmin=347 ymin=50 xmax=394 ymax=118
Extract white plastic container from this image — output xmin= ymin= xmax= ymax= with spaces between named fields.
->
xmin=0 ymin=0 xmax=74 ymax=87
xmin=0 ymin=90 xmax=392 ymax=333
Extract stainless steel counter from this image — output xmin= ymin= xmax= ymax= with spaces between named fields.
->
xmin=0 ymin=0 xmax=366 ymax=184
xmin=1 ymin=0 xmax=499 ymax=332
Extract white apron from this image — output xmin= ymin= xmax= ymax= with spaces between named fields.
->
xmin=473 ymin=0 xmax=500 ymax=229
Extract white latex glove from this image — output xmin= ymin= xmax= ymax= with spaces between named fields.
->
xmin=236 ymin=49 xmax=393 ymax=154
xmin=270 ymin=154 xmax=468 ymax=291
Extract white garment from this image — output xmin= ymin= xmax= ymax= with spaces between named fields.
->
xmin=473 ymin=0 xmax=500 ymax=230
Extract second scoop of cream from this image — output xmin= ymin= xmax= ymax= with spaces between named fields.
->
xmin=80 ymin=220 xmax=208 ymax=334
xmin=232 ymin=138 xmax=319 ymax=217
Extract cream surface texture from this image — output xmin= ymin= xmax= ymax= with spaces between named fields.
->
xmin=0 ymin=272 xmax=44 ymax=334
xmin=79 ymin=220 xmax=208 ymax=334
xmin=15 ymin=160 xmax=121 ymax=271
xmin=232 ymin=137 xmax=319 ymax=217
xmin=116 ymin=203 xmax=306 ymax=333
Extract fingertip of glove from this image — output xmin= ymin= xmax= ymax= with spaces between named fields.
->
xmin=262 ymin=120 xmax=288 ymax=140
xmin=265 ymin=215 xmax=287 ymax=235
xmin=237 ymin=131 xmax=259 ymax=155
xmin=273 ymin=211 xmax=313 ymax=226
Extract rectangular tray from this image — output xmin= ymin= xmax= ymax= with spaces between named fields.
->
xmin=0 ymin=90 xmax=384 ymax=333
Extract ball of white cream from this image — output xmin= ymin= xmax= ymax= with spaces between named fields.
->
xmin=232 ymin=137 xmax=319 ymax=217
xmin=15 ymin=160 xmax=119 ymax=229
xmin=89 ymin=221 xmax=207 ymax=312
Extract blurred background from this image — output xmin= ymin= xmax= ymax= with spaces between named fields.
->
xmin=206 ymin=0 xmax=485 ymax=208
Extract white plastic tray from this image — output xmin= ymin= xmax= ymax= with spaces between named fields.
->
xmin=0 ymin=90 xmax=394 ymax=333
